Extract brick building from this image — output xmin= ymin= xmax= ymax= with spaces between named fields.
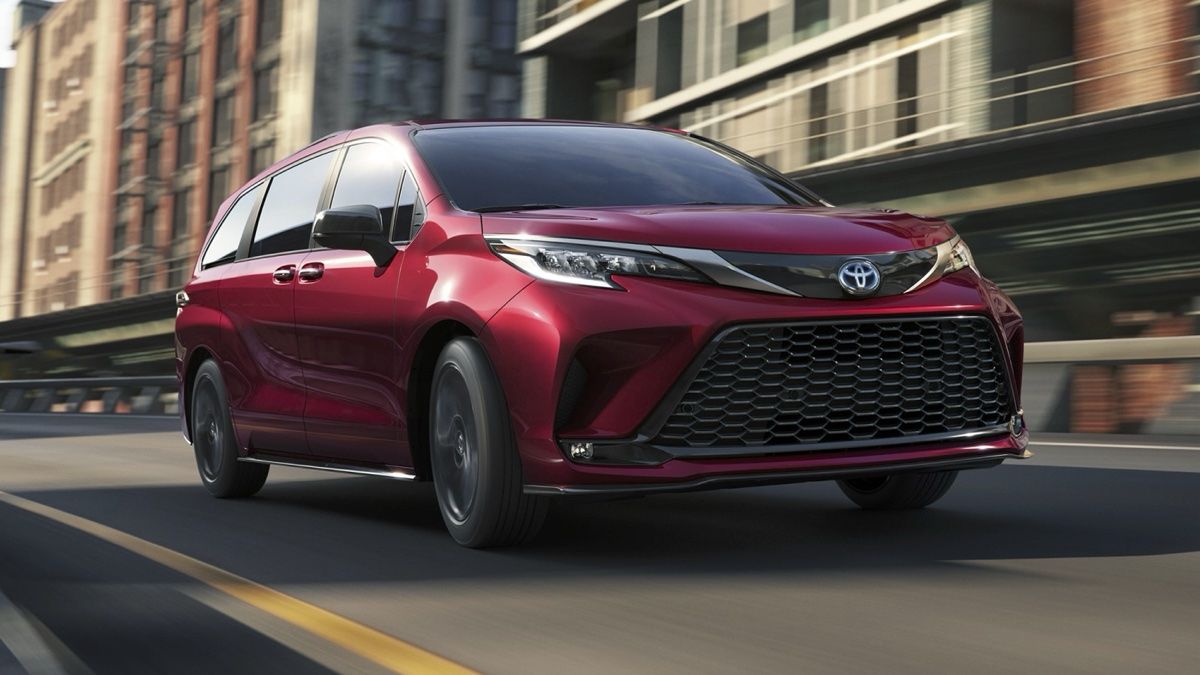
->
xmin=1075 ymin=0 xmax=1195 ymax=113
xmin=0 ymin=0 xmax=122 ymax=320
xmin=1 ymin=0 xmax=521 ymax=316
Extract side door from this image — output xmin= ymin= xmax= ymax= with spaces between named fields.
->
xmin=294 ymin=140 xmax=422 ymax=465
xmin=219 ymin=150 xmax=338 ymax=454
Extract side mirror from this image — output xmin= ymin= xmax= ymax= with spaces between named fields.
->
xmin=313 ymin=205 xmax=396 ymax=267
xmin=0 ymin=341 xmax=40 ymax=355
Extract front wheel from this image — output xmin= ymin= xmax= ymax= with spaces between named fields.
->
xmin=837 ymin=471 xmax=957 ymax=510
xmin=430 ymin=338 xmax=548 ymax=548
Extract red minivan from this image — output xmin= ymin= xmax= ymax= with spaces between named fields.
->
xmin=176 ymin=121 xmax=1028 ymax=547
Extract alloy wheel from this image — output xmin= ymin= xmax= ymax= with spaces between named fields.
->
xmin=432 ymin=364 xmax=480 ymax=524
xmin=193 ymin=378 xmax=224 ymax=481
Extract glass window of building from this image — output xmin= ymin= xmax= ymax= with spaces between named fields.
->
xmin=254 ymin=64 xmax=278 ymax=121
xmin=172 ymin=188 xmax=192 ymax=239
xmin=736 ymin=12 xmax=770 ymax=67
xmin=146 ymin=137 xmax=160 ymax=180
xmin=212 ymin=93 xmax=234 ymax=146
xmin=258 ymin=0 xmax=282 ymax=46
xmin=251 ymin=142 xmax=276 ymax=175
xmin=795 ymin=0 xmax=830 ymax=40
xmin=181 ymin=52 xmax=200 ymax=100
xmin=209 ymin=166 xmax=230 ymax=220
xmin=177 ymin=119 xmax=196 ymax=166
xmin=656 ymin=7 xmax=683 ymax=97
xmin=185 ymin=0 xmax=202 ymax=33
xmin=217 ymin=19 xmax=239 ymax=78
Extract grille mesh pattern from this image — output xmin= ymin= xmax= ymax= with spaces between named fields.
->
xmin=656 ymin=317 xmax=1011 ymax=448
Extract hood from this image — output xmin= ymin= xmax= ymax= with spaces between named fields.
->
xmin=480 ymin=205 xmax=954 ymax=255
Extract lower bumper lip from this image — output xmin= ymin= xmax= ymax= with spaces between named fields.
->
xmin=561 ymin=424 xmax=1016 ymax=466
xmin=525 ymin=450 xmax=1020 ymax=496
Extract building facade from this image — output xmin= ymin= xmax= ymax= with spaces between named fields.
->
xmin=0 ymin=0 xmax=521 ymax=319
xmin=0 ymin=0 xmax=122 ymax=321
xmin=517 ymin=0 xmax=1200 ymax=435
xmin=519 ymin=0 xmax=1092 ymax=172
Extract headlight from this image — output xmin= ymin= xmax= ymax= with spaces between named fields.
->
xmin=906 ymin=235 xmax=980 ymax=293
xmin=946 ymin=238 xmax=979 ymax=275
xmin=487 ymin=238 xmax=709 ymax=289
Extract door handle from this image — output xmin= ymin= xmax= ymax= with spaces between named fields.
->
xmin=298 ymin=262 xmax=324 ymax=282
xmin=272 ymin=266 xmax=296 ymax=283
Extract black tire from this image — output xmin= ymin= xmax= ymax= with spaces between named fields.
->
xmin=429 ymin=338 xmax=548 ymax=548
xmin=191 ymin=360 xmax=268 ymax=498
xmin=837 ymin=471 xmax=958 ymax=510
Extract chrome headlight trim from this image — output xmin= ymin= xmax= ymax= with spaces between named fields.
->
xmin=486 ymin=235 xmax=709 ymax=289
xmin=487 ymin=234 xmax=976 ymax=297
xmin=905 ymin=235 xmax=978 ymax=293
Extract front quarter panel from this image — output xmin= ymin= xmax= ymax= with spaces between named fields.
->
xmin=393 ymin=195 xmax=534 ymax=423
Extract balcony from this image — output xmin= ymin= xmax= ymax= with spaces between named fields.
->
xmin=519 ymin=0 xmax=637 ymax=55
xmin=688 ymin=33 xmax=1199 ymax=176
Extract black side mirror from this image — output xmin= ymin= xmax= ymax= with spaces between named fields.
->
xmin=0 ymin=341 xmax=40 ymax=355
xmin=312 ymin=205 xmax=396 ymax=267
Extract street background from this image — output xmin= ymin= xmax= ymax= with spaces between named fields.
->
xmin=0 ymin=0 xmax=1198 ymax=673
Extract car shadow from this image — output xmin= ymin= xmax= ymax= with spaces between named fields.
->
xmin=12 ymin=462 xmax=1200 ymax=586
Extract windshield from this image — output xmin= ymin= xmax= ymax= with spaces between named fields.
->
xmin=412 ymin=125 xmax=816 ymax=212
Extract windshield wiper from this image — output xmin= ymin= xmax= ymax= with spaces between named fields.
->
xmin=473 ymin=203 xmax=566 ymax=213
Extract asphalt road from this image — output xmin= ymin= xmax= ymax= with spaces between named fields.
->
xmin=0 ymin=414 xmax=1197 ymax=674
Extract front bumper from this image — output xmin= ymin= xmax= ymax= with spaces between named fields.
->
xmin=481 ymin=269 xmax=1026 ymax=491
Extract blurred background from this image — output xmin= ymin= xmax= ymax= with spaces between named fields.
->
xmin=0 ymin=0 xmax=1197 ymax=435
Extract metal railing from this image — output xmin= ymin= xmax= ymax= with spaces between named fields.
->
xmin=0 ymin=250 xmax=193 ymax=314
xmin=0 ymin=377 xmax=178 ymax=415
xmin=0 ymin=337 xmax=1195 ymax=432
xmin=698 ymin=35 xmax=1199 ymax=171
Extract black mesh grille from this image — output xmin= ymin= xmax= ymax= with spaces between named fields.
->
xmin=656 ymin=317 xmax=1011 ymax=448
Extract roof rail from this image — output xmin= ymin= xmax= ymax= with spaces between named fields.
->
xmin=298 ymin=130 xmax=348 ymax=151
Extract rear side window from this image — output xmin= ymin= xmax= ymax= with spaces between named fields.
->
xmin=201 ymin=183 xmax=262 ymax=268
xmin=250 ymin=151 xmax=335 ymax=257
xmin=330 ymin=143 xmax=404 ymax=230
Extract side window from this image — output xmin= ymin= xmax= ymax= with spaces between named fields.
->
xmin=250 ymin=151 xmax=335 ymax=257
xmin=201 ymin=183 xmax=262 ymax=268
xmin=392 ymin=173 xmax=422 ymax=243
xmin=330 ymin=142 xmax=404 ymax=230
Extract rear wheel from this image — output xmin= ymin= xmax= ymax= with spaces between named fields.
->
xmin=430 ymin=338 xmax=548 ymax=547
xmin=192 ymin=360 xmax=268 ymax=498
xmin=837 ymin=471 xmax=957 ymax=510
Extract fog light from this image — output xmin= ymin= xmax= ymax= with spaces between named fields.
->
xmin=568 ymin=442 xmax=593 ymax=460
xmin=1009 ymin=410 xmax=1025 ymax=436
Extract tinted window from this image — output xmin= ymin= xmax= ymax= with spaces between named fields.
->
xmin=202 ymin=183 xmax=261 ymax=267
xmin=411 ymin=125 xmax=812 ymax=212
xmin=330 ymin=143 xmax=404 ymax=232
xmin=392 ymin=173 xmax=420 ymax=242
xmin=251 ymin=152 xmax=335 ymax=257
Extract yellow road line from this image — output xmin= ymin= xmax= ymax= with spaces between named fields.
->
xmin=0 ymin=490 xmax=476 ymax=675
